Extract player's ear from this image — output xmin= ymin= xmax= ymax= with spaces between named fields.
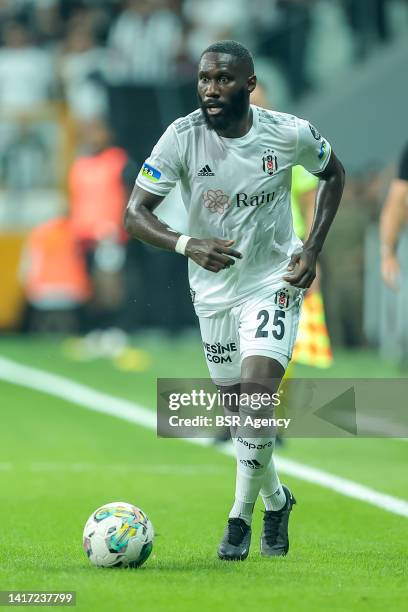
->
xmin=248 ymin=75 xmax=257 ymax=94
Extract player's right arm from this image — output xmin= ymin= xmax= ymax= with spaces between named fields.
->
xmin=124 ymin=184 xmax=178 ymax=250
xmin=124 ymin=185 xmax=240 ymax=272
xmin=124 ymin=124 xmax=241 ymax=272
xmin=379 ymin=145 xmax=408 ymax=289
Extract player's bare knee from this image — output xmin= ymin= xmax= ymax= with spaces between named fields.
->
xmin=241 ymin=355 xmax=285 ymax=383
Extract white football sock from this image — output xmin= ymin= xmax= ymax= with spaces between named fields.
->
xmin=228 ymin=499 xmax=255 ymax=525
xmin=260 ymin=456 xmax=286 ymax=511
xmin=227 ymin=387 xmax=283 ymax=524
xmin=229 ymin=435 xmax=275 ymax=525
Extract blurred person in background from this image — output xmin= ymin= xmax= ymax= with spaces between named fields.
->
xmin=182 ymin=0 xmax=247 ymax=63
xmin=26 ymin=0 xmax=63 ymax=46
xmin=342 ymin=0 xmax=391 ymax=60
xmin=0 ymin=0 xmax=61 ymax=45
xmin=323 ymin=172 xmax=372 ymax=347
xmin=0 ymin=17 xmax=56 ymax=203
xmin=58 ymin=18 xmax=110 ymax=119
xmin=20 ymin=216 xmax=91 ymax=333
xmin=249 ymin=0 xmax=314 ymax=100
xmin=0 ymin=19 xmax=55 ymax=110
xmin=69 ymin=117 xmax=129 ymax=330
xmin=380 ymin=143 xmax=408 ymax=290
xmin=1 ymin=0 xmax=64 ymax=46
xmin=57 ymin=0 xmax=117 ymax=43
xmin=0 ymin=120 xmax=52 ymax=191
xmin=107 ymin=0 xmax=184 ymax=83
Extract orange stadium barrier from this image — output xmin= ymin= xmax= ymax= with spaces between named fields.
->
xmin=0 ymin=232 xmax=26 ymax=329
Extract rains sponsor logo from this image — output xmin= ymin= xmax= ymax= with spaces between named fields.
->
xmin=202 ymin=188 xmax=276 ymax=213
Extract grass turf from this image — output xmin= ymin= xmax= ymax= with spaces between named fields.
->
xmin=0 ymin=336 xmax=407 ymax=611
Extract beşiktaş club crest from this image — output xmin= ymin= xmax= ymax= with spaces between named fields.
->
xmin=262 ymin=149 xmax=278 ymax=176
xmin=274 ymin=288 xmax=290 ymax=309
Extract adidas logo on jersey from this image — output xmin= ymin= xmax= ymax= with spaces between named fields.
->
xmin=197 ymin=164 xmax=215 ymax=176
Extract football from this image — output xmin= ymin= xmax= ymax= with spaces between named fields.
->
xmin=83 ymin=502 xmax=154 ymax=568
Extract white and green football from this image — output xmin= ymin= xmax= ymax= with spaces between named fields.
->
xmin=83 ymin=501 xmax=154 ymax=568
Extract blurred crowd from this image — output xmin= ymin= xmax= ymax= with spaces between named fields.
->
xmin=0 ymin=0 xmax=407 ymax=349
xmin=0 ymin=0 xmax=403 ymax=117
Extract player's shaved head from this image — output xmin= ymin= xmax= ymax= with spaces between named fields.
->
xmin=200 ymin=40 xmax=254 ymax=78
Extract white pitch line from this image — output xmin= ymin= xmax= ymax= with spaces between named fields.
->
xmin=1 ymin=356 xmax=408 ymax=518
xmin=0 ymin=356 xmax=156 ymax=428
xmin=216 ymin=444 xmax=408 ymax=518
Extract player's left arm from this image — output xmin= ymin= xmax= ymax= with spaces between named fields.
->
xmin=298 ymin=186 xmax=321 ymax=292
xmin=284 ymin=148 xmax=345 ymax=289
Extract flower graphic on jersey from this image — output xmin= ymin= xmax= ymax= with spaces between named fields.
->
xmin=262 ymin=149 xmax=278 ymax=176
xmin=202 ymin=189 xmax=230 ymax=214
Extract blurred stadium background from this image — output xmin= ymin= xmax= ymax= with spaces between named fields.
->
xmin=1 ymin=0 xmax=408 ymax=355
xmin=1 ymin=2 xmax=408 ymax=609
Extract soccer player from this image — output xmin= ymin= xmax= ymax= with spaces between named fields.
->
xmin=380 ymin=143 xmax=408 ymax=289
xmin=125 ymin=40 xmax=345 ymax=560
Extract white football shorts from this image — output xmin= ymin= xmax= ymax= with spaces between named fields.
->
xmin=198 ymin=285 xmax=304 ymax=386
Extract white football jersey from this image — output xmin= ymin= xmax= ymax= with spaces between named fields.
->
xmin=136 ymin=105 xmax=332 ymax=316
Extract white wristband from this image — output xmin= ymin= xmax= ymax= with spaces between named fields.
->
xmin=175 ymin=234 xmax=191 ymax=256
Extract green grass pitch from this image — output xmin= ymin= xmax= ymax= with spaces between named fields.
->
xmin=0 ymin=335 xmax=407 ymax=611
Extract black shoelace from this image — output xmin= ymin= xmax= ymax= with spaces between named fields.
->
xmin=227 ymin=518 xmax=249 ymax=546
xmin=263 ymin=510 xmax=284 ymax=545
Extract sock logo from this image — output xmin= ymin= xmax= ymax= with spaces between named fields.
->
xmin=236 ymin=437 xmax=273 ymax=450
xmin=240 ymin=459 xmax=263 ymax=469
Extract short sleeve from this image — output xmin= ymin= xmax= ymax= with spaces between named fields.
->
xmin=136 ymin=124 xmax=182 ymax=196
xmin=294 ymin=118 xmax=332 ymax=175
xmin=397 ymin=143 xmax=408 ymax=181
